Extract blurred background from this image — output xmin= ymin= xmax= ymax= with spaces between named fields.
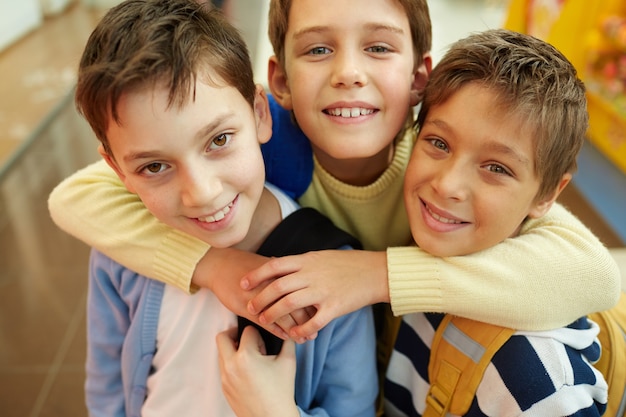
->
xmin=0 ymin=0 xmax=624 ymax=415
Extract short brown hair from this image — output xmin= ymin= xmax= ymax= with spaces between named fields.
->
xmin=75 ymin=0 xmax=255 ymax=154
xmin=417 ymin=29 xmax=587 ymax=200
xmin=268 ymin=0 xmax=432 ymax=66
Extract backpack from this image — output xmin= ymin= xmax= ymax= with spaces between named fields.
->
xmin=424 ymin=292 xmax=626 ymax=417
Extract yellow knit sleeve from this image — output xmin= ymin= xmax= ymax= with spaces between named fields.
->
xmin=48 ymin=160 xmax=208 ymax=293
xmin=387 ymin=203 xmax=620 ymax=330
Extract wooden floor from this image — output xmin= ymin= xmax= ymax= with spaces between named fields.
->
xmin=0 ymin=1 xmax=623 ymax=417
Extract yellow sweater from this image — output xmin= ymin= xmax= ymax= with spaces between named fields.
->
xmin=299 ymin=126 xmax=413 ymax=252
xmin=48 ymin=128 xmax=621 ymax=331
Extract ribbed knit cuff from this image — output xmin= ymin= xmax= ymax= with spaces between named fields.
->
xmin=153 ymin=229 xmax=210 ymax=293
xmin=387 ymin=246 xmax=442 ymax=316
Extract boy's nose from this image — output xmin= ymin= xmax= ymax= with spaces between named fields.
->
xmin=330 ymin=51 xmax=367 ymax=88
xmin=180 ymin=166 xmax=222 ymax=208
xmin=432 ymin=163 xmax=470 ymax=201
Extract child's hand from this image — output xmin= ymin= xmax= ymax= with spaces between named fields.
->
xmin=242 ymin=250 xmax=388 ymax=340
xmin=216 ymin=327 xmax=299 ymax=417
xmin=195 ymin=247 xmax=312 ymax=340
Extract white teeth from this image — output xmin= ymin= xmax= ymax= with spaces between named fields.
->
xmin=427 ymin=205 xmax=461 ymax=224
xmin=328 ymin=107 xmax=374 ymax=118
xmin=200 ymin=202 xmax=232 ymax=223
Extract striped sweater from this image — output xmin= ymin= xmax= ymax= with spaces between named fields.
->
xmin=385 ymin=313 xmax=608 ymax=416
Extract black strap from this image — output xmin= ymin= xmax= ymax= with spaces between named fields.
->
xmin=238 ymin=207 xmax=361 ymax=354
xmin=257 ymin=207 xmax=362 ymax=256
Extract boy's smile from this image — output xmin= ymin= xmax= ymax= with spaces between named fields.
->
xmin=405 ymin=83 xmax=557 ymax=257
xmin=269 ymin=0 xmax=429 ymax=184
xmin=324 ymin=105 xmax=376 ymax=119
xmin=101 ymin=79 xmax=272 ymax=249
xmin=421 ymin=198 xmax=466 ymax=230
xmin=196 ymin=197 xmax=236 ymax=223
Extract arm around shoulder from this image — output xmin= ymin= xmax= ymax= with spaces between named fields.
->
xmin=387 ymin=203 xmax=620 ymax=330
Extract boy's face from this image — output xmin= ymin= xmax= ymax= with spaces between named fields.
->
xmin=101 ymin=80 xmax=272 ymax=248
xmin=405 ymin=83 xmax=568 ymax=257
xmin=269 ymin=0 xmax=429 ymax=180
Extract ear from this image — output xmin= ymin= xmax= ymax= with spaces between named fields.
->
xmin=528 ymin=173 xmax=572 ymax=219
xmin=253 ymin=84 xmax=272 ymax=145
xmin=98 ymin=144 xmax=137 ymax=193
xmin=267 ymin=55 xmax=293 ymax=110
xmin=409 ymin=52 xmax=433 ymax=107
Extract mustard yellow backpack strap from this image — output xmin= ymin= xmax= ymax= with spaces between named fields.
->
xmin=588 ymin=291 xmax=626 ymax=417
xmin=424 ymin=315 xmax=515 ymax=417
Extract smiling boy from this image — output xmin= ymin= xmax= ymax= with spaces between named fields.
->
xmin=385 ymin=29 xmax=608 ymax=416
xmin=78 ymin=1 xmax=377 ymax=415
xmin=268 ymin=0 xmax=426 ymax=186
xmin=104 ymin=80 xmax=270 ymax=250
xmin=405 ymin=86 xmax=551 ymax=257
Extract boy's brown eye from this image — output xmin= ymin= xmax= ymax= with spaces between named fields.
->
xmin=208 ymin=133 xmax=233 ymax=150
xmin=146 ymin=163 xmax=163 ymax=173
xmin=213 ymin=134 xmax=228 ymax=147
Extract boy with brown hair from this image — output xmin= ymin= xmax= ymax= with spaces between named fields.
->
xmin=76 ymin=0 xmax=377 ymax=415
xmin=49 ymin=0 xmax=620 ymax=406
xmin=385 ymin=28 xmax=608 ymax=416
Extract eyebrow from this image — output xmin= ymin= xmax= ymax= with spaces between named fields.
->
xmin=193 ymin=112 xmax=235 ymax=142
xmin=483 ymin=141 xmax=531 ymax=166
xmin=292 ymin=22 xmax=405 ymax=41
xmin=122 ymin=112 xmax=236 ymax=163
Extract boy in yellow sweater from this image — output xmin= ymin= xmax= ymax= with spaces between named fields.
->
xmin=48 ymin=0 xmax=620 ymax=398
